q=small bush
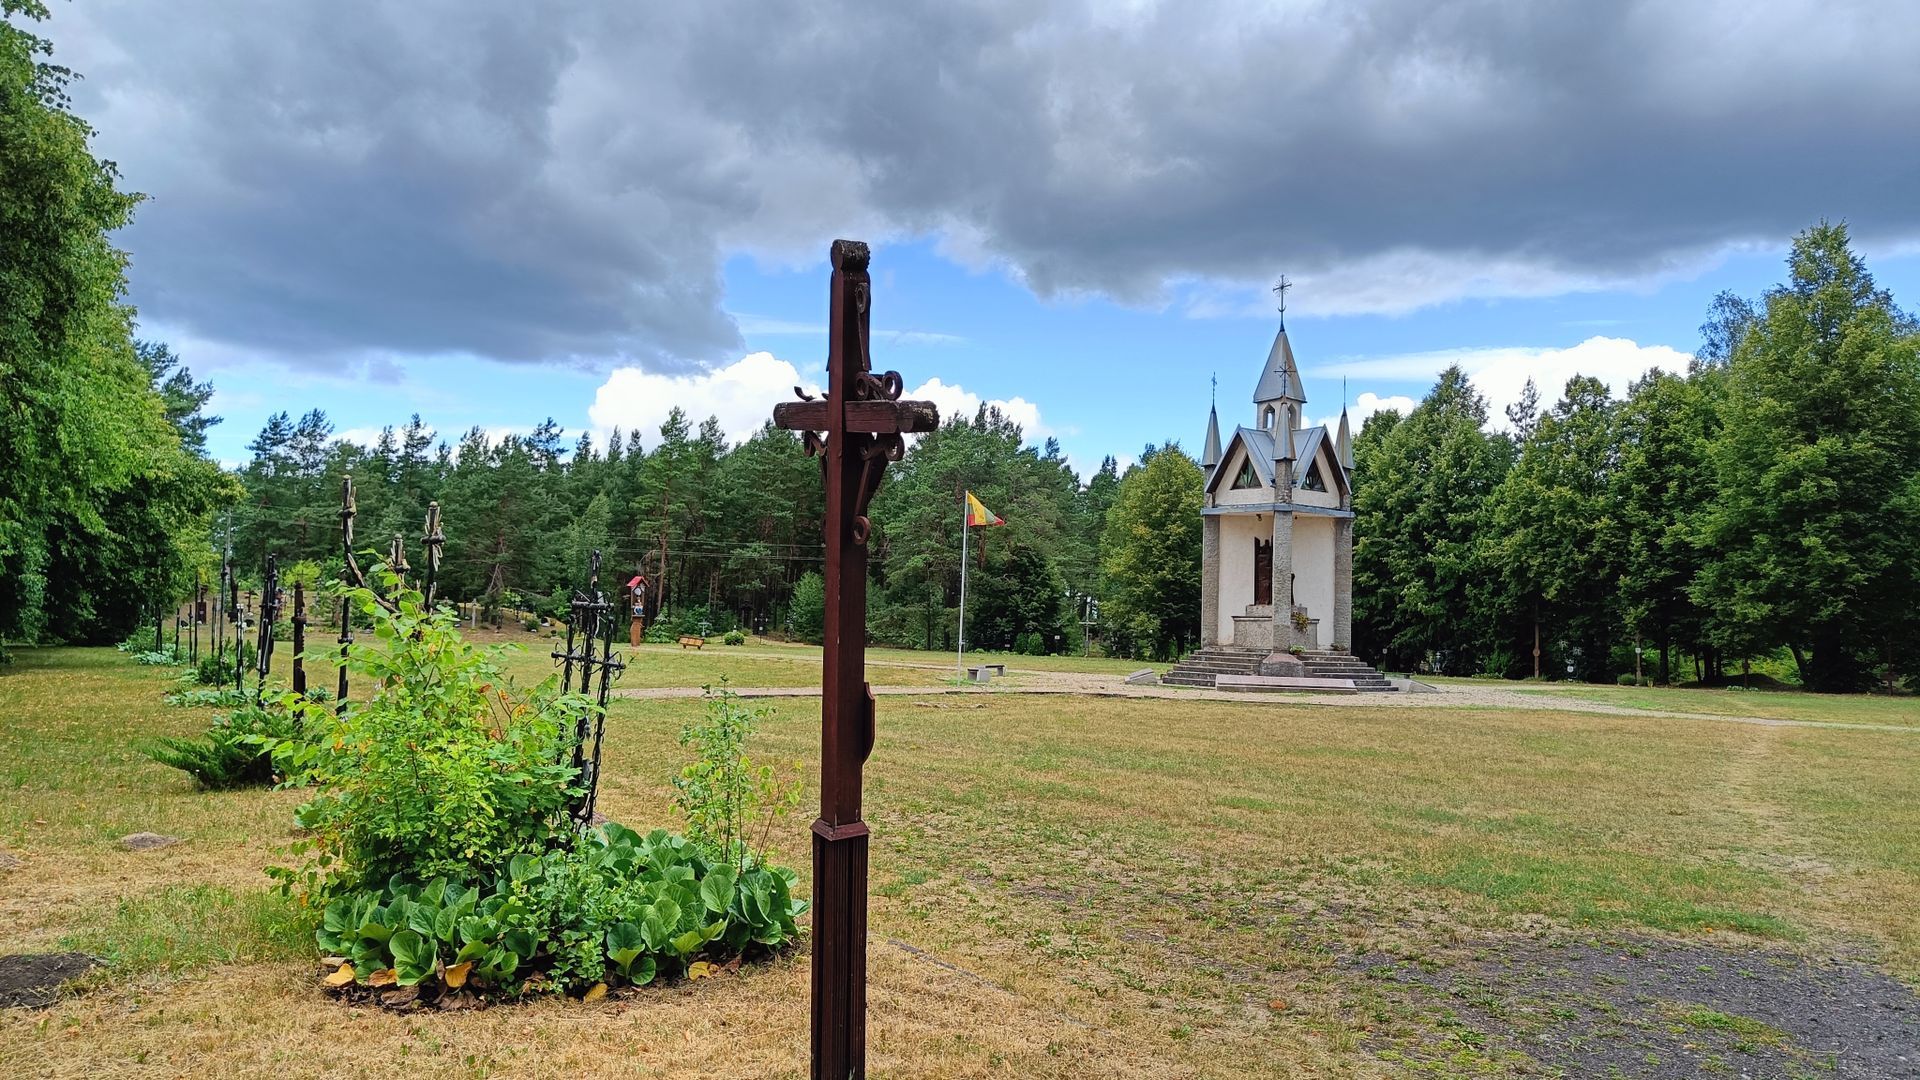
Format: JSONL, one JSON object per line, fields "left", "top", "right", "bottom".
{"left": 673, "top": 682, "right": 802, "bottom": 874}
{"left": 132, "top": 646, "right": 184, "bottom": 666}
{"left": 723, "top": 629, "right": 746, "bottom": 646}
{"left": 522, "top": 616, "right": 542, "bottom": 633}
{"left": 264, "top": 580, "right": 591, "bottom": 900}
{"left": 643, "top": 624, "right": 676, "bottom": 644}
{"left": 192, "top": 644, "right": 256, "bottom": 686}
{"left": 144, "top": 704, "right": 296, "bottom": 789}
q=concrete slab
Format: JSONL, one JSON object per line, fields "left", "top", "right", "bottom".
{"left": 1215, "top": 674, "right": 1359, "bottom": 694}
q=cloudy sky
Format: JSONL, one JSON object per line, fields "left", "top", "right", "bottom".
{"left": 40, "top": 0, "right": 1920, "bottom": 471}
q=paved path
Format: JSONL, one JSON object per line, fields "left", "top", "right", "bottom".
{"left": 612, "top": 671, "right": 1919, "bottom": 734}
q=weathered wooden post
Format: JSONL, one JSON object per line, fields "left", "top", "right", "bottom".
{"left": 291, "top": 580, "right": 307, "bottom": 697}
{"left": 230, "top": 576, "right": 244, "bottom": 694}
{"left": 773, "top": 240, "right": 939, "bottom": 1080}
{"left": 421, "top": 502, "right": 444, "bottom": 608}
{"left": 190, "top": 573, "right": 201, "bottom": 663}
{"left": 254, "top": 555, "right": 280, "bottom": 703}
{"left": 337, "top": 476, "right": 356, "bottom": 713}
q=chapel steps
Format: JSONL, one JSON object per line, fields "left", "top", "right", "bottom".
{"left": 1162, "top": 646, "right": 1398, "bottom": 692}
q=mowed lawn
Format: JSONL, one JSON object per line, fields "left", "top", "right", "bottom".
{"left": 467, "top": 629, "right": 1142, "bottom": 690}
{"left": 3, "top": 647, "right": 1917, "bottom": 1078}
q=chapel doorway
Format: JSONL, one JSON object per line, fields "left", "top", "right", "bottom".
{"left": 1253, "top": 538, "right": 1272, "bottom": 606}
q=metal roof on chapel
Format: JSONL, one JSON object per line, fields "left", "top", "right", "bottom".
{"left": 1253, "top": 327, "right": 1307, "bottom": 406}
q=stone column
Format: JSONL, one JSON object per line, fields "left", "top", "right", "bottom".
{"left": 1333, "top": 516, "right": 1353, "bottom": 652}
{"left": 1269, "top": 509, "right": 1295, "bottom": 649}
{"left": 1200, "top": 514, "right": 1221, "bottom": 647}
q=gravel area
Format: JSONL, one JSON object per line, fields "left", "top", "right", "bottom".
{"left": 1349, "top": 934, "right": 1920, "bottom": 1078}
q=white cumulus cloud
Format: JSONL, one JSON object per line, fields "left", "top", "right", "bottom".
{"left": 906, "top": 377, "right": 1049, "bottom": 440}
{"left": 588, "top": 351, "right": 817, "bottom": 449}
{"left": 1317, "top": 336, "right": 1694, "bottom": 430}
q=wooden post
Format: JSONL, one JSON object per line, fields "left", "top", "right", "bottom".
{"left": 772, "top": 240, "right": 938, "bottom": 1080}
{"left": 291, "top": 581, "right": 307, "bottom": 696}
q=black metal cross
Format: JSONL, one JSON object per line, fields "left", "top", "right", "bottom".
{"left": 772, "top": 239, "right": 938, "bottom": 1080}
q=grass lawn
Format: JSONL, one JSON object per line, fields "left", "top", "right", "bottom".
{"left": 1429, "top": 675, "right": 1920, "bottom": 728}
{"left": 469, "top": 628, "right": 1150, "bottom": 692}
{"left": 3, "top": 647, "right": 1916, "bottom": 1077}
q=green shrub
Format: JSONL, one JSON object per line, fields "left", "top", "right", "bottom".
{"left": 132, "top": 646, "right": 184, "bottom": 666}
{"left": 192, "top": 644, "right": 255, "bottom": 686}
{"left": 263, "top": 580, "right": 592, "bottom": 901}
{"left": 316, "top": 824, "right": 805, "bottom": 996}
{"left": 163, "top": 686, "right": 252, "bottom": 708}
{"left": 672, "top": 682, "right": 802, "bottom": 874}
{"left": 643, "top": 624, "right": 676, "bottom": 644}
{"left": 723, "top": 629, "right": 746, "bottom": 646}
{"left": 143, "top": 704, "right": 296, "bottom": 789}
{"left": 522, "top": 616, "right": 542, "bottom": 633}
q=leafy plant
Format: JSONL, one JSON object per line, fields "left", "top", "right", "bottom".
{"left": 671, "top": 682, "right": 803, "bottom": 874}
{"left": 192, "top": 645, "right": 254, "bottom": 686}
{"left": 314, "top": 823, "right": 804, "bottom": 997}
{"left": 164, "top": 686, "right": 252, "bottom": 708}
{"left": 262, "top": 577, "right": 593, "bottom": 901}
{"left": 143, "top": 704, "right": 295, "bottom": 789}
{"left": 723, "top": 629, "right": 746, "bottom": 646}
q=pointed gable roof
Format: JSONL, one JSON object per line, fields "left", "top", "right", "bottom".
{"left": 1203, "top": 424, "right": 1351, "bottom": 503}
{"left": 1253, "top": 327, "right": 1307, "bottom": 407}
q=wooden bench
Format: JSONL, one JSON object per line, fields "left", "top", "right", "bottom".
{"left": 678, "top": 635, "right": 705, "bottom": 650}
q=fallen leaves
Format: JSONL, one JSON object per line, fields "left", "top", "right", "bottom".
{"left": 323, "top": 964, "right": 356, "bottom": 988}
{"left": 366, "top": 968, "right": 398, "bottom": 988}
{"left": 443, "top": 961, "right": 472, "bottom": 989}
{"left": 685, "top": 961, "right": 717, "bottom": 981}
{"left": 581, "top": 983, "right": 608, "bottom": 1003}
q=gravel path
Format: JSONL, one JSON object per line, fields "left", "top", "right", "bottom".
{"left": 613, "top": 673, "right": 1920, "bottom": 734}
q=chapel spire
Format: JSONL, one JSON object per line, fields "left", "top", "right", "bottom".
{"left": 1253, "top": 279, "right": 1306, "bottom": 427}
{"left": 1202, "top": 374, "right": 1222, "bottom": 470}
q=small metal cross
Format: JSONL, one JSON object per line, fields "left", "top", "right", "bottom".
{"left": 1272, "top": 275, "right": 1291, "bottom": 328}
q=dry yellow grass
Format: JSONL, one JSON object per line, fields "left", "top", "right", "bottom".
{"left": 4, "top": 646, "right": 1917, "bottom": 1077}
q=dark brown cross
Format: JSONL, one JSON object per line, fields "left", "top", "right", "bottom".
{"left": 772, "top": 239, "right": 937, "bottom": 1080}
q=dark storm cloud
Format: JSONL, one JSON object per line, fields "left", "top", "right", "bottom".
{"left": 50, "top": 0, "right": 1920, "bottom": 367}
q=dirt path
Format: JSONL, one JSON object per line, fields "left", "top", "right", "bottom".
{"left": 614, "top": 673, "right": 1920, "bottom": 734}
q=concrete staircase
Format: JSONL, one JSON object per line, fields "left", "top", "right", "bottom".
{"left": 1161, "top": 645, "right": 1267, "bottom": 687}
{"left": 1162, "top": 646, "right": 1398, "bottom": 692}
{"left": 1296, "top": 650, "right": 1397, "bottom": 692}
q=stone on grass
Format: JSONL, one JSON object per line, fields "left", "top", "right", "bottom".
{"left": 0, "top": 952, "right": 102, "bottom": 1008}
{"left": 119, "top": 832, "right": 182, "bottom": 851}
{"left": 1124, "top": 669, "right": 1157, "bottom": 685}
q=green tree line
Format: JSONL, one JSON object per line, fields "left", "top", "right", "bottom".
{"left": 222, "top": 398, "right": 1200, "bottom": 659}
{"left": 1352, "top": 224, "right": 1920, "bottom": 692}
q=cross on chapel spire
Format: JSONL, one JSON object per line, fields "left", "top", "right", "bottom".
{"left": 1272, "top": 275, "right": 1291, "bottom": 330}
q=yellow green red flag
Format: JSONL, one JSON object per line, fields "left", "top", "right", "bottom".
{"left": 964, "top": 491, "right": 1004, "bottom": 527}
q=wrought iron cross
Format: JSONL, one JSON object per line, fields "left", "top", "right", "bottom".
{"left": 772, "top": 240, "right": 938, "bottom": 1080}
{"left": 1273, "top": 274, "right": 1291, "bottom": 329}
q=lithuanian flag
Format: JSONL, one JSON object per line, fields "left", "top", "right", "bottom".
{"left": 964, "top": 491, "right": 1004, "bottom": 527}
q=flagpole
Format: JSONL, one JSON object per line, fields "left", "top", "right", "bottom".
{"left": 956, "top": 494, "right": 969, "bottom": 678}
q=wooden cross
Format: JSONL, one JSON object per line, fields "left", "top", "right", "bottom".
{"left": 772, "top": 239, "right": 938, "bottom": 1080}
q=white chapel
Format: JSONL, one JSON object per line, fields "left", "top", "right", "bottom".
{"left": 1197, "top": 319, "right": 1355, "bottom": 656}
